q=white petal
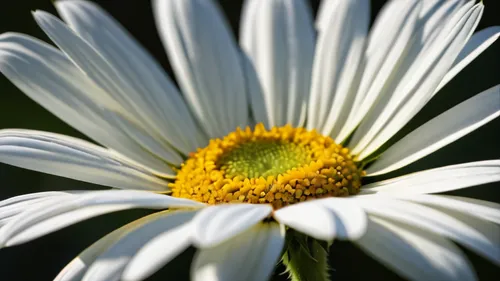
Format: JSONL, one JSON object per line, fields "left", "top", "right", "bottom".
{"left": 0, "top": 130, "right": 172, "bottom": 190}
{"left": 0, "top": 191, "right": 71, "bottom": 209}
{"left": 355, "top": 196, "right": 500, "bottom": 265}
{"left": 444, "top": 195, "right": 500, "bottom": 210}
{"left": 55, "top": 220, "right": 131, "bottom": 281}
{"left": 239, "top": 0, "right": 270, "bottom": 128}
{"left": 154, "top": 0, "right": 249, "bottom": 137}
{"left": 191, "top": 223, "right": 284, "bottom": 281}
{"left": 394, "top": 194, "right": 500, "bottom": 225}
{"left": 55, "top": 0, "right": 205, "bottom": 153}
{"left": 102, "top": 111, "right": 183, "bottom": 166}
{"left": 424, "top": 205, "right": 500, "bottom": 265}
{"left": 31, "top": 11, "right": 186, "bottom": 166}
{"left": 356, "top": 217, "right": 476, "bottom": 281}
{"left": 308, "top": 0, "right": 369, "bottom": 138}
{"left": 437, "top": 26, "right": 500, "bottom": 91}
{"left": 273, "top": 198, "right": 367, "bottom": 241}
{"left": 317, "top": 197, "right": 368, "bottom": 240}
{"left": 315, "top": 0, "right": 336, "bottom": 31}
{"left": 0, "top": 33, "right": 178, "bottom": 172}
{"left": 83, "top": 211, "right": 195, "bottom": 281}
{"left": 241, "top": 0, "right": 315, "bottom": 127}
{"left": 418, "top": 0, "right": 466, "bottom": 44}
{"left": 122, "top": 216, "right": 195, "bottom": 281}
{"left": 273, "top": 201, "right": 336, "bottom": 241}
{"left": 354, "top": 3, "right": 484, "bottom": 159}
{"left": 191, "top": 204, "right": 272, "bottom": 247}
{"left": 340, "top": 1, "right": 466, "bottom": 142}
{"left": 241, "top": 53, "right": 269, "bottom": 128}
{"left": 0, "top": 190, "right": 202, "bottom": 247}
{"left": 336, "top": 0, "right": 422, "bottom": 141}
{"left": 367, "top": 85, "right": 500, "bottom": 175}
{"left": 0, "top": 192, "right": 76, "bottom": 227}
{"left": 363, "top": 160, "right": 500, "bottom": 194}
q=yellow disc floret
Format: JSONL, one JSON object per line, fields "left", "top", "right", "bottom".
{"left": 170, "top": 124, "right": 364, "bottom": 209}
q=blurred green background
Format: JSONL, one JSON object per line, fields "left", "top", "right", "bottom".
{"left": 0, "top": 0, "right": 499, "bottom": 280}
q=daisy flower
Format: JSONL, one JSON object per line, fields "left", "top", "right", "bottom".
{"left": 0, "top": 0, "right": 499, "bottom": 280}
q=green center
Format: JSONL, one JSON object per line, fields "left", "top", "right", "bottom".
{"left": 217, "top": 141, "right": 310, "bottom": 178}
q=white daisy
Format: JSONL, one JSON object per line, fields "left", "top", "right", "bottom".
{"left": 0, "top": 0, "right": 499, "bottom": 281}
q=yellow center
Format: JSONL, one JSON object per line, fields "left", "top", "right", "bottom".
{"left": 170, "top": 124, "right": 364, "bottom": 209}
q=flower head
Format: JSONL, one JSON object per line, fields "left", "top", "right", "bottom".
{"left": 172, "top": 124, "right": 364, "bottom": 208}
{"left": 0, "top": 0, "right": 499, "bottom": 281}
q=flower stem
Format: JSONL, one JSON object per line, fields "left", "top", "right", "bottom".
{"left": 281, "top": 230, "right": 330, "bottom": 281}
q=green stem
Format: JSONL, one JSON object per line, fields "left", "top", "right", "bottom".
{"left": 281, "top": 230, "right": 330, "bottom": 281}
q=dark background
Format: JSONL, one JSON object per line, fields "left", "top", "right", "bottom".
{"left": 0, "top": 0, "right": 499, "bottom": 280}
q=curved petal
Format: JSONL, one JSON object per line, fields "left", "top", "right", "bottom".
{"left": 336, "top": 0, "right": 422, "bottom": 141}
{"left": 340, "top": 0, "right": 466, "bottom": 141}
{"left": 191, "top": 204, "right": 272, "bottom": 247}
{"left": 366, "top": 85, "right": 500, "bottom": 175}
{"left": 437, "top": 26, "right": 500, "bottom": 91}
{"left": 0, "top": 192, "right": 75, "bottom": 227}
{"left": 423, "top": 205, "right": 500, "bottom": 266}
{"left": 273, "top": 198, "right": 367, "bottom": 241}
{"left": 241, "top": 0, "right": 315, "bottom": 127}
{"left": 0, "top": 191, "right": 71, "bottom": 209}
{"left": 83, "top": 211, "right": 196, "bottom": 281}
{"left": 0, "top": 130, "right": 172, "bottom": 190}
{"left": 33, "top": 10, "right": 188, "bottom": 165}
{"left": 351, "top": 2, "right": 484, "bottom": 158}
{"left": 356, "top": 217, "right": 476, "bottom": 281}
{"left": 122, "top": 213, "right": 195, "bottom": 281}
{"left": 0, "top": 33, "right": 179, "bottom": 172}
{"left": 55, "top": 0, "right": 205, "bottom": 153}
{"left": 418, "top": 0, "right": 466, "bottom": 42}
{"left": 239, "top": 1, "right": 268, "bottom": 128}
{"left": 273, "top": 201, "right": 335, "bottom": 241}
{"left": 363, "top": 160, "right": 500, "bottom": 194}
{"left": 308, "top": 0, "right": 369, "bottom": 138}
{"left": 315, "top": 0, "right": 335, "bottom": 31}
{"left": 317, "top": 197, "right": 368, "bottom": 240}
{"left": 442, "top": 196, "right": 500, "bottom": 211}
{"left": 55, "top": 219, "right": 131, "bottom": 281}
{"left": 32, "top": 11, "right": 188, "bottom": 166}
{"left": 102, "top": 111, "right": 184, "bottom": 167}
{"left": 394, "top": 194, "right": 500, "bottom": 225}
{"left": 355, "top": 196, "right": 500, "bottom": 265}
{"left": 154, "top": 0, "right": 249, "bottom": 137}
{"left": 191, "top": 223, "right": 284, "bottom": 281}
{"left": 0, "top": 190, "right": 202, "bottom": 247}
{"left": 241, "top": 53, "right": 268, "bottom": 128}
